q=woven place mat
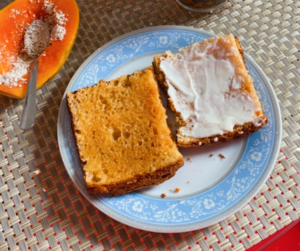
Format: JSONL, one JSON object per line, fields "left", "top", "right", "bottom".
{"left": 0, "top": 0, "right": 300, "bottom": 250}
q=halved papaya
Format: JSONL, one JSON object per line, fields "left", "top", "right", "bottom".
{"left": 0, "top": 0, "right": 79, "bottom": 98}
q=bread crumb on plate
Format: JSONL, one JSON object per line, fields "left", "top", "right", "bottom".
{"left": 219, "top": 154, "right": 225, "bottom": 159}
{"left": 161, "top": 193, "right": 166, "bottom": 198}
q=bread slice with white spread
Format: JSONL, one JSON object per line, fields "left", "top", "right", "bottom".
{"left": 153, "top": 35, "right": 268, "bottom": 147}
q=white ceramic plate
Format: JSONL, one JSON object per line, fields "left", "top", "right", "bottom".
{"left": 58, "top": 26, "right": 281, "bottom": 233}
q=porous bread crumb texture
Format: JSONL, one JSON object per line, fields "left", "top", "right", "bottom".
{"left": 67, "top": 68, "right": 184, "bottom": 196}
{"left": 152, "top": 35, "right": 268, "bottom": 147}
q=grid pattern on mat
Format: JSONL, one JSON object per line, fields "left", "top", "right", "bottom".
{"left": 0, "top": 0, "right": 300, "bottom": 250}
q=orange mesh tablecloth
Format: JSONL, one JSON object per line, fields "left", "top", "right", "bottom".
{"left": 0, "top": 0, "right": 300, "bottom": 250}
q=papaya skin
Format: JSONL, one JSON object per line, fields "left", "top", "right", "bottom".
{"left": 0, "top": 0, "right": 79, "bottom": 98}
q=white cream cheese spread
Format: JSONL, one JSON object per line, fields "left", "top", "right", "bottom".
{"left": 159, "top": 36, "right": 260, "bottom": 138}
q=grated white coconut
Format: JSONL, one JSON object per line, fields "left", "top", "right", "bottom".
{"left": 0, "top": 56, "right": 32, "bottom": 87}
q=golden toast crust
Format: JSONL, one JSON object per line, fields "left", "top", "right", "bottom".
{"left": 67, "top": 68, "right": 184, "bottom": 195}
{"left": 86, "top": 159, "right": 184, "bottom": 195}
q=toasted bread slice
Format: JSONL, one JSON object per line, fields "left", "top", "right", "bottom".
{"left": 66, "top": 67, "right": 184, "bottom": 196}
{"left": 153, "top": 35, "right": 268, "bottom": 147}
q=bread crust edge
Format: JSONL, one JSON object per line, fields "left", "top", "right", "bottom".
{"left": 86, "top": 158, "right": 184, "bottom": 196}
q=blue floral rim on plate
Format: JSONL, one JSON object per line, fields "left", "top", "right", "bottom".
{"left": 58, "top": 26, "right": 281, "bottom": 232}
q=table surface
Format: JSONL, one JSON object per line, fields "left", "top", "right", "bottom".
{"left": 248, "top": 219, "right": 300, "bottom": 251}
{"left": 0, "top": 0, "right": 300, "bottom": 251}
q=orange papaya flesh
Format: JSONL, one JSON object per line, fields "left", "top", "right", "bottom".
{"left": 0, "top": 0, "right": 79, "bottom": 98}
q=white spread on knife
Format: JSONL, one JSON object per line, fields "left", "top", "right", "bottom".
{"left": 159, "top": 35, "right": 260, "bottom": 138}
